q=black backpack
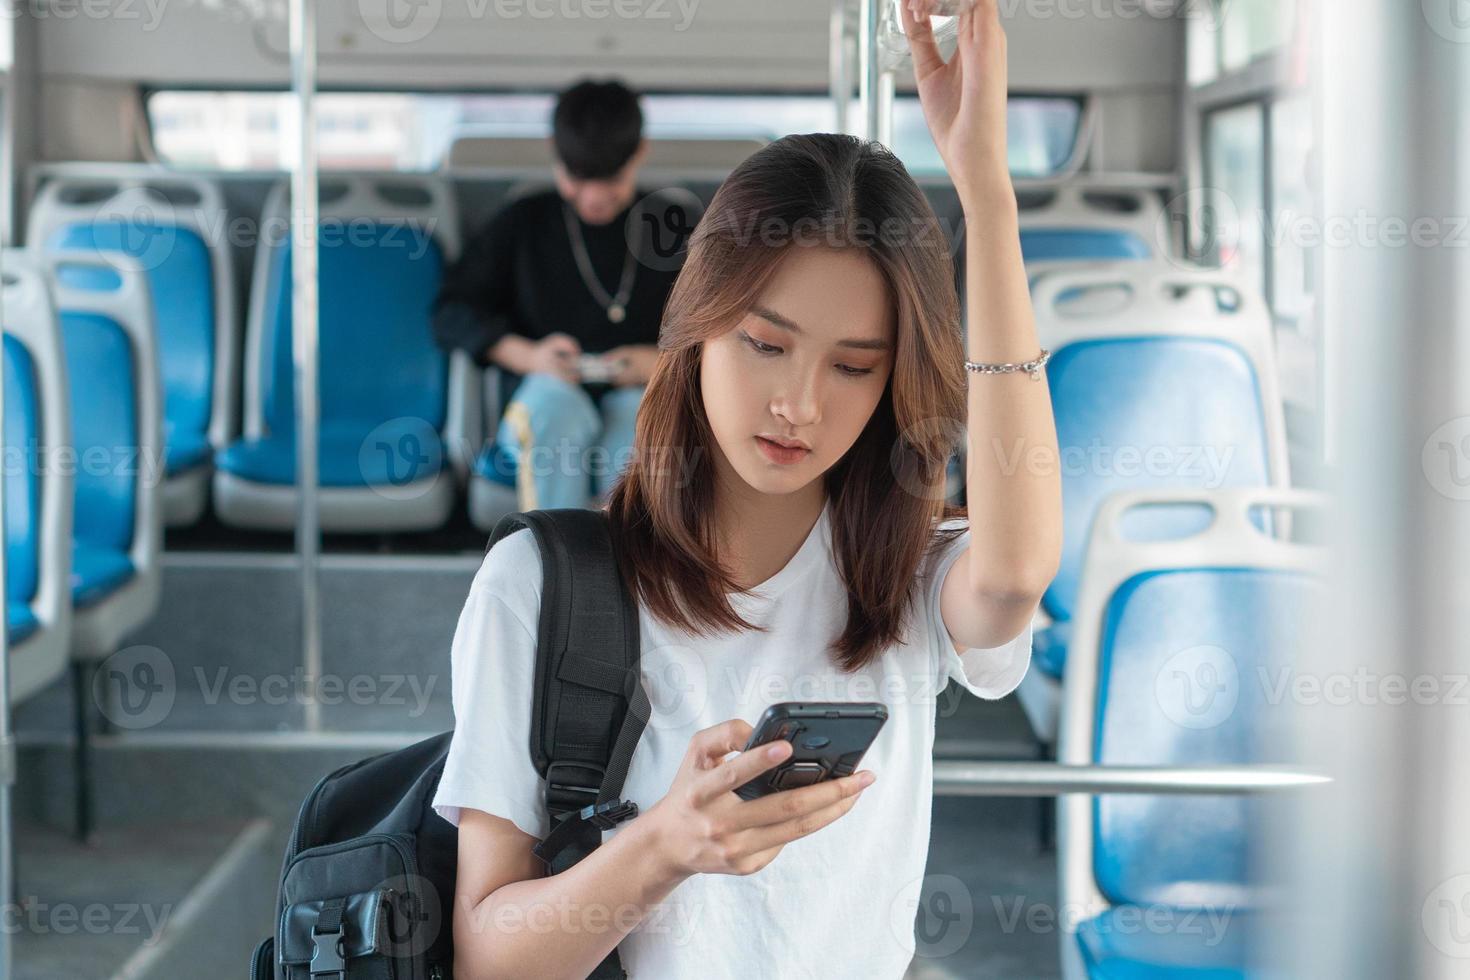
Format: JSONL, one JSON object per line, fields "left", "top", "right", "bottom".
{"left": 250, "top": 509, "right": 650, "bottom": 980}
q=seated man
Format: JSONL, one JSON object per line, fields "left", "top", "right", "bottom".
{"left": 432, "top": 78, "right": 695, "bottom": 509}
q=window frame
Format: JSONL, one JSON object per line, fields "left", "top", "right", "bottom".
{"left": 1201, "top": 96, "right": 1270, "bottom": 310}
{"left": 1197, "top": 81, "right": 1317, "bottom": 333}
{"left": 1186, "top": 0, "right": 1323, "bottom": 462}
{"left": 1187, "top": 18, "right": 1314, "bottom": 319}
{"left": 1264, "top": 92, "right": 1315, "bottom": 332}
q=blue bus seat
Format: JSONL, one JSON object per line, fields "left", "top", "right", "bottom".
{"left": 1056, "top": 488, "right": 1328, "bottom": 980}
{"left": 6, "top": 337, "right": 42, "bottom": 644}
{"left": 1021, "top": 227, "right": 1152, "bottom": 262}
{"left": 28, "top": 172, "right": 239, "bottom": 527}
{"left": 1015, "top": 266, "right": 1290, "bottom": 747}
{"left": 1, "top": 250, "right": 74, "bottom": 705}
{"left": 1044, "top": 336, "right": 1274, "bottom": 634}
{"left": 45, "top": 251, "right": 163, "bottom": 663}
{"left": 60, "top": 308, "right": 137, "bottom": 609}
{"left": 1017, "top": 182, "right": 1165, "bottom": 264}
{"left": 1075, "top": 908, "right": 1265, "bottom": 979}
{"left": 214, "top": 176, "right": 475, "bottom": 533}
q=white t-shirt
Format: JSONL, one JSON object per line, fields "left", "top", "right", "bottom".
{"left": 432, "top": 500, "right": 1032, "bottom": 979}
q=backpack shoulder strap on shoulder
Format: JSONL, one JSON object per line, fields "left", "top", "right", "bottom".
{"left": 486, "top": 508, "right": 647, "bottom": 831}
{"left": 487, "top": 508, "right": 646, "bottom": 980}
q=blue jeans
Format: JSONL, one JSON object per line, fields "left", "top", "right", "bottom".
{"left": 496, "top": 372, "right": 644, "bottom": 509}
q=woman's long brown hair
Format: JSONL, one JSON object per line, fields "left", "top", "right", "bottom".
{"left": 607, "top": 133, "right": 968, "bottom": 672}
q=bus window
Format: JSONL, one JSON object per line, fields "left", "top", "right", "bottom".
{"left": 1270, "top": 94, "right": 1315, "bottom": 328}
{"left": 1205, "top": 100, "right": 1267, "bottom": 298}
{"left": 1187, "top": 2, "right": 1221, "bottom": 87}
{"left": 1189, "top": 0, "right": 1299, "bottom": 84}
{"left": 1222, "top": 0, "right": 1297, "bottom": 72}
{"left": 892, "top": 94, "right": 1082, "bottom": 178}
{"left": 147, "top": 89, "right": 1081, "bottom": 179}
{"left": 147, "top": 91, "right": 838, "bottom": 171}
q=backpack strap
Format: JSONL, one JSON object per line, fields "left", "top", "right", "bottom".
{"left": 486, "top": 509, "right": 648, "bottom": 980}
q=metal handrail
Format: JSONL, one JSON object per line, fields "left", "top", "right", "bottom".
{"left": 289, "top": 0, "right": 322, "bottom": 732}
{"left": 933, "top": 761, "right": 1331, "bottom": 797}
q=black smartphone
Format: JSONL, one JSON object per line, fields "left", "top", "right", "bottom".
{"left": 734, "top": 702, "right": 888, "bottom": 801}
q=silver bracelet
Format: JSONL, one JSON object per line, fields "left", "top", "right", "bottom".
{"left": 964, "top": 348, "right": 1051, "bottom": 381}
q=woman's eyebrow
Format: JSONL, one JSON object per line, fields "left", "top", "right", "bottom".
{"left": 751, "top": 305, "right": 893, "bottom": 351}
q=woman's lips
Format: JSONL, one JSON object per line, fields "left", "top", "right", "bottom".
{"left": 755, "top": 436, "right": 811, "bottom": 465}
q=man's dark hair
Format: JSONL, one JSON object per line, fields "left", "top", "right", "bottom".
{"left": 552, "top": 79, "right": 644, "bottom": 180}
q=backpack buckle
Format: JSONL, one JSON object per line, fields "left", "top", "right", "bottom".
{"left": 310, "top": 929, "right": 346, "bottom": 978}
{"left": 578, "top": 798, "right": 640, "bottom": 831}
{"left": 533, "top": 798, "right": 641, "bottom": 868}
{"left": 545, "top": 761, "right": 604, "bottom": 812}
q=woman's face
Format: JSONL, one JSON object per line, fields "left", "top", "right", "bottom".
{"left": 700, "top": 246, "right": 896, "bottom": 498}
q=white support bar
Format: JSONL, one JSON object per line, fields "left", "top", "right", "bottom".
{"left": 288, "top": 0, "right": 322, "bottom": 732}
{"left": 859, "top": 0, "right": 894, "bottom": 144}
{"left": 933, "top": 762, "right": 1332, "bottom": 797}
{"left": 830, "top": 0, "right": 851, "bottom": 136}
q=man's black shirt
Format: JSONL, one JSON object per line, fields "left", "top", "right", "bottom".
{"left": 431, "top": 189, "right": 696, "bottom": 373}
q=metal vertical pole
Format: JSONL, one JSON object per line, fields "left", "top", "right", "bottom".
{"left": 859, "top": 0, "right": 895, "bottom": 146}
{"left": 830, "top": 0, "right": 851, "bottom": 135}
{"left": 859, "top": 0, "right": 877, "bottom": 141}
{"left": 0, "top": 251, "right": 15, "bottom": 980}
{"left": 875, "top": 67, "right": 895, "bottom": 148}
{"left": 288, "top": 0, "right": 321, "bottom": 732}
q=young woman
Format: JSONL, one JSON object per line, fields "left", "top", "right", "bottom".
{"left": 433, "top": 2, "right": 1062, "bottom": 976}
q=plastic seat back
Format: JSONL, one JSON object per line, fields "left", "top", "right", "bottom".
{"left": 4, "top": 334, "right": 41, "bottom": 614}
{"left": 1056, "top": 489, "right": 1328, "bottom": 962}
{"left": 1034, "top": 266, "right": 1290, "bottom": 625}
{"left": 259, "top": 228, "right": 447, "bottom": 442}
{"left": 242, "top": 176, "right": 473, "bottom": 472}
{"left": 56, "top": 276, "right": 138, "bottom": 553}
{"left": 1021, "top": 227, "right": 1152, "bottom": 262}
{"left": 1, "top": 249, "right": 75, "bottom": 701}
{"left": 28, "top": 171, "right": 238, "bottom": 461}
{"left": 46, "top": 251, "right": 161, "bottom": 583}
{"left": 1092, "top": 565, "right": 1322, "bottom": 907}
{"left": 1018, "top": 181, "right": 1166, "bottom": 263}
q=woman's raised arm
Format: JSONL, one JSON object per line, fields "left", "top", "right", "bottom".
{"left": 904, "top": 0, "right": 1063, "bottom": 649}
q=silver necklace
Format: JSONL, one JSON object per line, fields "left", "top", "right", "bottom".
{"left": 563, "top": 202, "right": 638, "bottom": 324}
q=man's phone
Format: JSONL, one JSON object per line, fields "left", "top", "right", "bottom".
{"left": 735, "top": 702, "right": 888, "bottom": 801}
{"left": 578, "top": 353, "right": 627, "bottom": 383}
